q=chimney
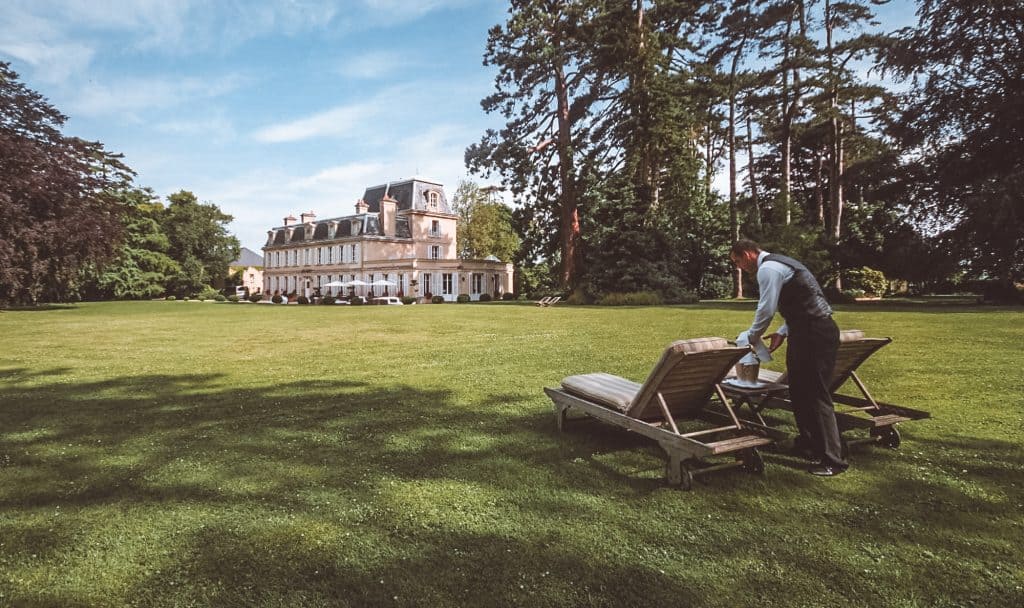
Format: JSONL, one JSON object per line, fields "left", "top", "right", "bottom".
{"left": 355, "top": 198, "right": 369, "bottom": 214}
{"left": 283, "top": 214, "right": 297, "bottom": 227}
{"left": 380, "top": 194, "right": 397, "bottom": 237}
{"left": 300, "top": 210, "right": 316, "bottom": 224}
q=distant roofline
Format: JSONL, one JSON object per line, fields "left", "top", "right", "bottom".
{"left": 365, "top": 176, "right": 444, "bottom": 190}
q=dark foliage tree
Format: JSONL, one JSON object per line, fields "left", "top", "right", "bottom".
{"left": 0, "top": 62, "right": 132, "bottom": 305}
{"left": 882, "top": 0, "right": 1024, "bottom": 287}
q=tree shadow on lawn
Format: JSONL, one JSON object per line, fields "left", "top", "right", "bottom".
{"left": 2, "top": 371, "right": 1023, "bottom": 606}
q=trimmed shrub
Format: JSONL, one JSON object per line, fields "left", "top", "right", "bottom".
{"left": 214, "top": 294, "right": 227, "bottom": 302}
{"left": 670, "top": 291, "right": 699, "bottom": 304}
{"left": 183, "top": 297, "right": 190, "bottom": 301}
{"left": 829, "top": 290, "right": 857, "bottom": 304}
{"left": 321, "top": 296, "right": 336, "bottom": 305}
{"left": 350, "top": 296, "right": 365, "bottom": 305}
{"left": 565, "top": 291, "right": 590, "bottom": 305}
{"left": 431, "top": 295, "right": 445, "bottom": 304}
{"left": 424, "top": 292, "right": 433, "bottom": 300}
{"left": 197, "top": 286, "right": 220, "bottom": 301}
{"left": 227, "top": 295, "right": 239, "bottom": 302}
{"left": 401, "top": 296, "right": 417, "bottom": 305}
{"left": 597, "top": 291, "right": 663, "bottom": 306}
{"left": 456, "top": 293, "right": 471, "bottom": 303}
{"left": 979, "top": 280, "right": 1023, "bottom": 304}
{"left": 271, "top": 294, "right": 283, "bottom": 304}
{"left": 844, "top": 267, "right": 887, "bottom": 297}
{"left": 296, "top": 295, "right": 310, "bottom": 305}
{"left": 249, "top": 293, "right": 263, "bottom": 303}
{"left": 478, "top": 293, "right": 492, "bottom": 302}
{"left": 502, "top": 292, "right": 516, "bottom": 301}
{"left": 165, "top": 296, "right": 176, "bottom": 301}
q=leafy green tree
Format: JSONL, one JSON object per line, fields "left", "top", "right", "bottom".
{"left": 882, "top": 0, "right": 1024, "bottom": 286}
{"left": 0, "top": 62, "right": 132, "bottom": 305}
{"left": 160, "top": 190, "right": 240, "bottom": 297}
{"left": 451, "top": 180, "right": 521, "bottom": 262}
{"left": 91, "top": 188, "right": 180, "bottom": 299}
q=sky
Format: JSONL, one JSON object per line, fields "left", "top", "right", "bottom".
{"left": 1, "top": 0, "right": 919, "bottom": 255}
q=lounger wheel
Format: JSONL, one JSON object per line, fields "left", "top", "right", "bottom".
{"left": 665, "top": 460, "right": 694, "bottom": 490}
{"left": 871, "top": 426, "right": 901, "bottom": 449}
{"left": 740, "top": 448, "right": 764, "bottom": 475}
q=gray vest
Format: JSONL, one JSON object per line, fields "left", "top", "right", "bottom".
{"left": 763, "top": 253, "right": 833, "bottom": 322}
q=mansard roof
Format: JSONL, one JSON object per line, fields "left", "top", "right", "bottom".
{"left": 362, "top": 177, "right": 453, "bottom": 214}
{"left": 267, "top": 212, "right": 412, "bottom": 247}
{"left": 265, "top": 178, "right": 439, "bottom": 247}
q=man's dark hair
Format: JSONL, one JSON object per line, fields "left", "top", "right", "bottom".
{"left": 730, "top": 239, "right": 762, "bottom": 257}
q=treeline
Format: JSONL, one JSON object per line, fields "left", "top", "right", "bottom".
{"left": 468, "top": 0, "right": 1022, "bottom": 302}
{"left": 0, "top": 62, "right": 239, "bottom": 305}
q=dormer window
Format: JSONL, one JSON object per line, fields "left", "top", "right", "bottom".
{"left": 427, "top": 191, "right": 439, "bottom": 209}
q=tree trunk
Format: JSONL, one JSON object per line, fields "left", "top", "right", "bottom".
{"left": 815, "top": 146, "right": 826, "bottom": 227}
{"left": 745, "top": 109, "right": 761, "bottom": 229}
{"left": 554, "top": 58, "right": 579, "bottom": 291}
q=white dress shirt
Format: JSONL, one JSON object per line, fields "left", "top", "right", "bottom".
{"left": 746, "top": 250, "right": 793, "bottom": 343}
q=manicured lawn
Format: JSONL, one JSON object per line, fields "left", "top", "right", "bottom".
{"left": 1, "top": 300, "right": 1021, "bottom": 607}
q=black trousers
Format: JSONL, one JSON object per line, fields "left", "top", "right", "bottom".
{"left": 786, "top": 316, "right": 846, "bottom": 468}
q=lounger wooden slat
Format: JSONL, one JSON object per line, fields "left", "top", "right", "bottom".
{"left": 546, "top": 337, "right": 787, "bottom": 489}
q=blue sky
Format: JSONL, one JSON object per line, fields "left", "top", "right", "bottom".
{"left": 2, "top": 1, "right": 918, "bottom": 254}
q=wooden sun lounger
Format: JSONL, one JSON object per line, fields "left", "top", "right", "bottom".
{"left": 749, "top": 330, "right": 930, "bottom": 451}
{"left": 544, "top": 337, "right": 787, "bottom": 489}
{"left": 536, "top": 296, "right": 552, "bottom": 306}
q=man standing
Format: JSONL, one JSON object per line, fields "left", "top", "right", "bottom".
{"left": 730, "top": 239, "right": 847, "bottom": 476}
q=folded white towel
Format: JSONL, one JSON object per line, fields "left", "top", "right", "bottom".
{"left": 736, "top": 330, "right": 772, "bottom": 364}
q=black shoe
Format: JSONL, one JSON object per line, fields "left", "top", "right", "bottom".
{"left": 808, "top": 463, "right": 847, "bottom": 477}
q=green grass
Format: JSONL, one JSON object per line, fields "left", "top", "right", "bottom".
{"left": 1, "top": 300, "right": 1022, "bottom": 607}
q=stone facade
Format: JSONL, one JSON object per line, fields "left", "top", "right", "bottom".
{"left": 261, "top": 178, "right": 514, "bottom": 301}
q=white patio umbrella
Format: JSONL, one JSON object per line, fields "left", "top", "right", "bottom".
{"left": 345, "top": 279, "right": 369, "bottom": 298}
{"left": 370, "top": 278, "right": 397, "bottom": 297}
{"left": 322, "top": 280, "right": 347, "bottom": 296}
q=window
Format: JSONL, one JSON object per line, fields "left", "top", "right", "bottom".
{"left": 428, "top": 191, "right": 439, "bottom": 209}
{"left": 351, "top": 244, "right": 358, "bottom": 261}
{"left": 442, "top": 274, "right": 454, "bottom": 295}
{"left": 328, "top": 246, "right": 333, "bottom": 264}
{"left": 430, "top": 220, "right": 440, "bottom": 236}
{"left": 430, "top": 245, "right": 440, "bottom": 260}
{"left": 421, "top": 273, "right": 431, "bottom": 295}
{"left": 471, "top": 273, "right": 483, "bottom": 294}
{"left": 317, "top": 247, "right": 323, "bottom": 265}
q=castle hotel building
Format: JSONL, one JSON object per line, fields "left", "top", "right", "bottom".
{"left": 262, "top": 178, "right": 514, "bottom": 301}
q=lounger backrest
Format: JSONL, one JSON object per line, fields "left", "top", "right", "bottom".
{"left": 769, "top": 329, "right": 877, "bottom": 386}
{"left": 828, "top": 336, "right": 891, "bottom": 392}
{"left": 626, "top": 338, "right": 748, "bottom": 420}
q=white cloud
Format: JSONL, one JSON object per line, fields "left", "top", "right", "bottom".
{"left": 68, "top": 73, "right": 249, "bottom": 118}
{"left": 253, "top": 102, "right": 378, "bottom": 143}
{"left": 359, "top": 0, "right": 477, "bottom": 24}
{"left": 252, "top": 85, "right": 416, "bottom": 143}
{"left": 337, "top": 51, "right": 415, "bottom": 80}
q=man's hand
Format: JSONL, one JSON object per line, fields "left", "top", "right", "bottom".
{"left": 767, "top": 332, "right": 786, "bottom": 352}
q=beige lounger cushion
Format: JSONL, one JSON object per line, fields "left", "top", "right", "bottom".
{"left": 560, "top": 337, "right": 736, "bottom": 417}
{"left": 561, "top": 372, "right": 640, "bottom": 413}
{"left": 840, "top": 329, "right": 865, "bottom": 342}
